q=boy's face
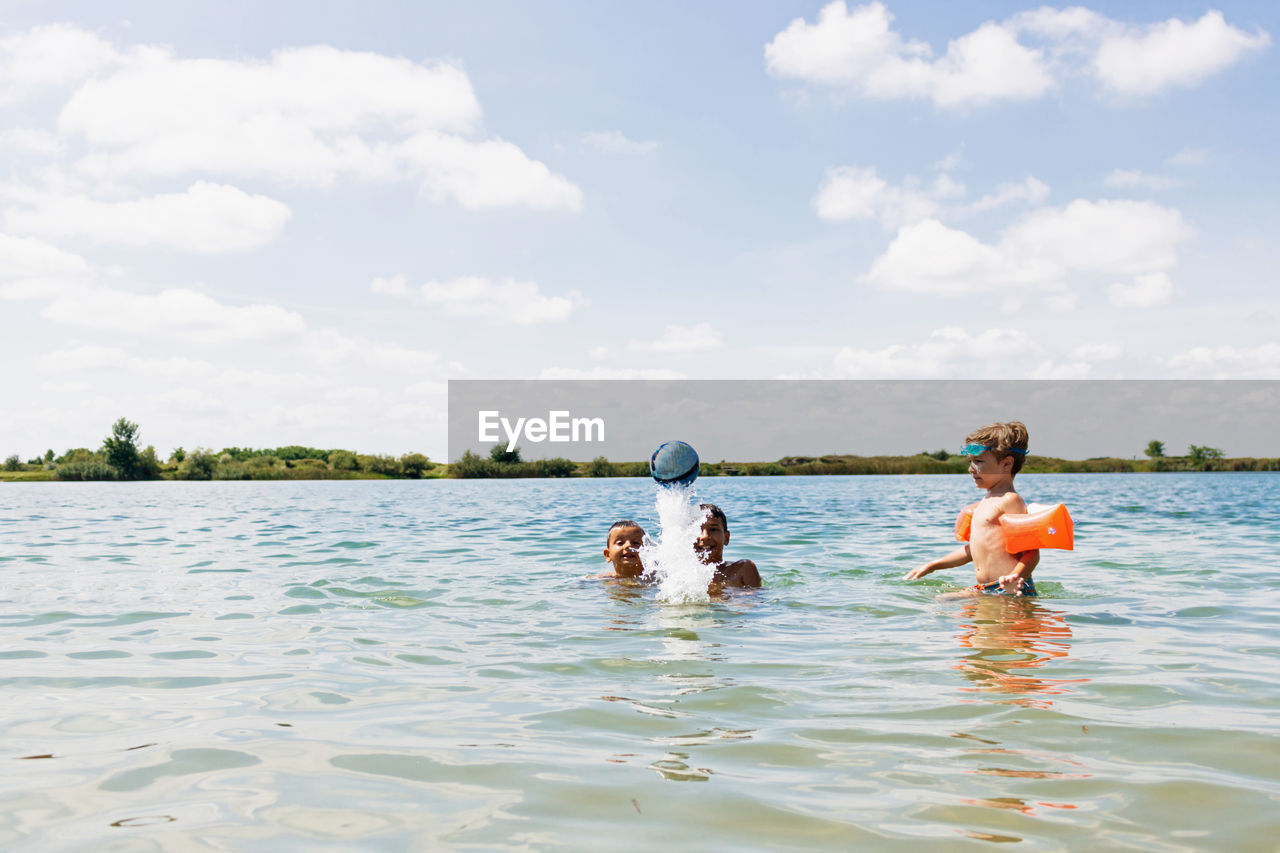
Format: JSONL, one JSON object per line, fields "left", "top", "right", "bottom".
{"left": 604, "top": 526, "right": 645, "bottom": 577}
{"left": 694, "top": 516, "right": 729, "bottom": 564}
{"left": 968, "top": 449, "right": 1013, "bottom": 488}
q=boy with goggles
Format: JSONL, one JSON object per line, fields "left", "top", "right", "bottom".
{"left": 906, "top": 421, "right": 1039, "bottom": 597}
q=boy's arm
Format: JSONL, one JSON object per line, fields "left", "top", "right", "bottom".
{"left": 905, "top": 545, "right": 971, "bottom": 580}
{"left": 998, "top": 549, "right": 1040, "bottom": 594}
{"left": 995, "top": 492, "right": 1037, "bottom": 593}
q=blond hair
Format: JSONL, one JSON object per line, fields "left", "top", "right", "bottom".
{"left": 966, "top": 421, "right": 1029, "bottom": 475}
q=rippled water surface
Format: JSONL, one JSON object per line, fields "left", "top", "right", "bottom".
{"left": 2, "top": 474, "right": 1278, "bottom": 850}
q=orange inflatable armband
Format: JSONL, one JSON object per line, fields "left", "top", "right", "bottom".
{"left": 954, "top": 502, "right": 1074, "bottom": 552}
{"left": 954, "top": 503, "right": 978, "bottom": 542}
{"left": 999, "top": 503, "right": 1074, "bottom": 553}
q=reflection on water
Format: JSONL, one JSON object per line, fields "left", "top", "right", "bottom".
{"left": 951, "top": 594, "right": 1086, "bottom": 707}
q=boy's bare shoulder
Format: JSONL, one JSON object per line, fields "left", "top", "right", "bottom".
{"left": 715, "top": 559, "right": 761, "bottom": 588}
{"left": 996, "top": 491, "right": 1029, "bottom": 514}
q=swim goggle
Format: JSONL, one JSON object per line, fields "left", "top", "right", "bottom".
{"left": 960, "top": 443, "right": 1027, "bottom": 456}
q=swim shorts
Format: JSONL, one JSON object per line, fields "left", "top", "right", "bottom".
{"left": 975, "top": 578, "right": 1037, "bottom": 597}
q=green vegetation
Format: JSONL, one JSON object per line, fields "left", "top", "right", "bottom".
{"left": 5, "top": 426, "right": 1275, "bottom": 483}
{"left": 447, "top": 442, "right": 1278, "bottom": 478}
{"left": 450, "top": 448, "right": 576, "bottom": 478}
{"left": 0, "top": 417, "right": 440, "bottom": 483}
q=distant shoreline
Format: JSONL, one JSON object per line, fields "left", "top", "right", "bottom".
{"left": 8, "top": 452, "right": 1274, "bottom": 483}
{"left": 444, "top": 452, "right": 1279, "bottom": 479}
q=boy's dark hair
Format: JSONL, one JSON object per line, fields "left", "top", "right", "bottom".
{"left": 966, "top": 421, "right": 1030, "bottom": 475}
{"left": 699, "top": 503, "right": 728, "bottom": 529}
{"left": 607, "top": 519, "right": 644, "bottom": 542}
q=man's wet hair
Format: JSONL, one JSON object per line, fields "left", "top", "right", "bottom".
{"left": 607, "top": 519, "right": 645, "bottom": 542}
{"left": 699, "top": 503, "right": 728, "bottom": 530}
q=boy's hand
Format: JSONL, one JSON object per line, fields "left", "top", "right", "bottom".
{"left": 904, "top": 565, "right": 932, "bottom": 580}
{"left": 997, "top": 572, "right": 1026, "bottom": 595}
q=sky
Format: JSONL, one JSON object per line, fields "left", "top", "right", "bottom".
{"left": 1, "top": 1, "right": 1276, "bottom": 460}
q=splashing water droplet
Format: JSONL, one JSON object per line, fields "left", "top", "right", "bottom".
{"left": 640, "top": 483, "right": 715, "bottom": 604}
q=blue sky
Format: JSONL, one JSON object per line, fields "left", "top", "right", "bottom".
{"left": 1, "top": 1, "right": 1276, "bottom": 459}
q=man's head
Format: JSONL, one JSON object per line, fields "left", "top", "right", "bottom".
{"left": 604, "top": 520, "right": 646, "bottom": 577}
{"left": 695, "top": 503, "right": 729, "bottom": 565}
{"left": 961, "top": 421, "right": 1029, "bottom": 484}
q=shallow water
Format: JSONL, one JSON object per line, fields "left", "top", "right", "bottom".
{"left": 1, "top": 474, "right": 1278, "bottom": 850}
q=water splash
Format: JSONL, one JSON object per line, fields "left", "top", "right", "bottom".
{"left": 641, "top": 483, "right": 714, "bottom": 604}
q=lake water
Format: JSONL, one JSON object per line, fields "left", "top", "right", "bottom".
{"left": 2, "top": 474, "right": 1278, "bottom": 850}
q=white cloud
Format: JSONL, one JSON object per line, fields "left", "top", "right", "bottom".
{"left": 864, "top": 219, "right": 1022, "bottom": 294}
{"left": 1165, "top": 344, "right": 1280, "bottom": 379}
{"left": 0, "top": 127, "right": 62, "bottom": 156}
{"left": 766, "top": 4, "right": 1269, "bottom": 107}
{"left": 1069, "top": 342, "right": 1124, "bottom": 362}
{"left": 629, "top": 323, "right": 723, "bottom": 353}
{"left": 0, "top": 232, "right": 93, "bottom": 299}
{"left": 297, "top": 327, "right": 441, "bottom": 374}
{"left": 1167, "top": 147, "right": 1209, "bottom": 167}
{"left": 41, "top": 380, "right": 91, "bottom": 394}
{"left": 373, "top": 274, "right": 583, "bottom": 325}
{"left": 932, "top": 174, "right": 966, "bottom": 200}
{"left": 5, "top": 181, "right": 292, "bottom": 252}
{"left": 0, "top": 23, "right": 120, "bottom": 102}
{"left": 815, "top": 166, "right": 1047, "bottom": 227}
{"left": 1094, "top": 11, "right": 1270, "bottom": 96}
{"left": 399, "top": 132, "right": 584, "bottom": 212}
{"left": 0, "top": 232, "right": 92, "bottom": 281}
{"left": 1029, "top": 360, "right": 1093, "bottom": 379}
{"left": 362, "top": 341, "right": 441, "bottom": 374}
{"left": 768, "top": 0, "right": 1049, "bottom": 106}
{"left": 0, "top": 28, "right": 583, "bottom": 212}
{"left": 61, "top": 43, "right": 479, "bottom": 146}
{"left": 1010, "top": 7, "right": 1111, "bottom": 43}
{"left": 960, "top": 177, "right": 1049, "bottom": 214}
{"left": 369, "top": 274, "right": 413, "bottom": 298}
{"left": 932, "top": 147, "right": 964, "bottom": 171}
{"left": 582, "top": 130, "right": 660, "bottom": 155}
{"left": 766, "top": 2, "right": 1052, "bottom": 108}
{"left": 210, "top": 367, "right": 327, "bottom": 392}
{"left": 1104, "top": 169, "right": 1178, "bottom": 191}
{"left": 1107, "top": 272, "right": 1173, "bottom": 308}
{"left": 43, "top": 286, "right": 308, "bottom": 341}
{"left": 1002, "top": 199, "right": 1187, "bottom": 275}
{"left": 537, "top": 367, "right": 687, "bottom": 379}
{"left": 864, "top": 199, "right": 1189, "bottom": 299}
{"left": 833, "top": 326, "right": 1036, "bottom": 378}
{"left": 40, "top": 344, "right": 214, "bottom": 379}
{"left": 813, "top": 165, "right": 940, "bottom": 228}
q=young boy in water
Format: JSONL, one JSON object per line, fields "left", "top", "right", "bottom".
{"left": 905, "top": 421, "right": 1040, "bottom": 597}
{"left": 599, "top": 519, "right": 647, "bottom": 580}
{"left": 697, "top": 504, "right": 762, "bottom": 591}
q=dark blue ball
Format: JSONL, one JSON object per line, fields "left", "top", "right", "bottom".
{"left": 650, "top": 441, "right": 700, "bottom": 486}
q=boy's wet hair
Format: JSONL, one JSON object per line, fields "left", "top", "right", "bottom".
{"left": 966, "top": 421, "right": 1029, "bottom": 475}
{"left": 698, "top": 503, "right": 728, "bottom": 530}
{"left": 607, "top": 519, "right": 644, "bottom": 542}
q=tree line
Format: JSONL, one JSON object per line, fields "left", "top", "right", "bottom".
{"left": 5, "top": 425, "right": 1274, "bottom": 481}
{"left": 2, "top": 418, "right": 437, "bottom": 481}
